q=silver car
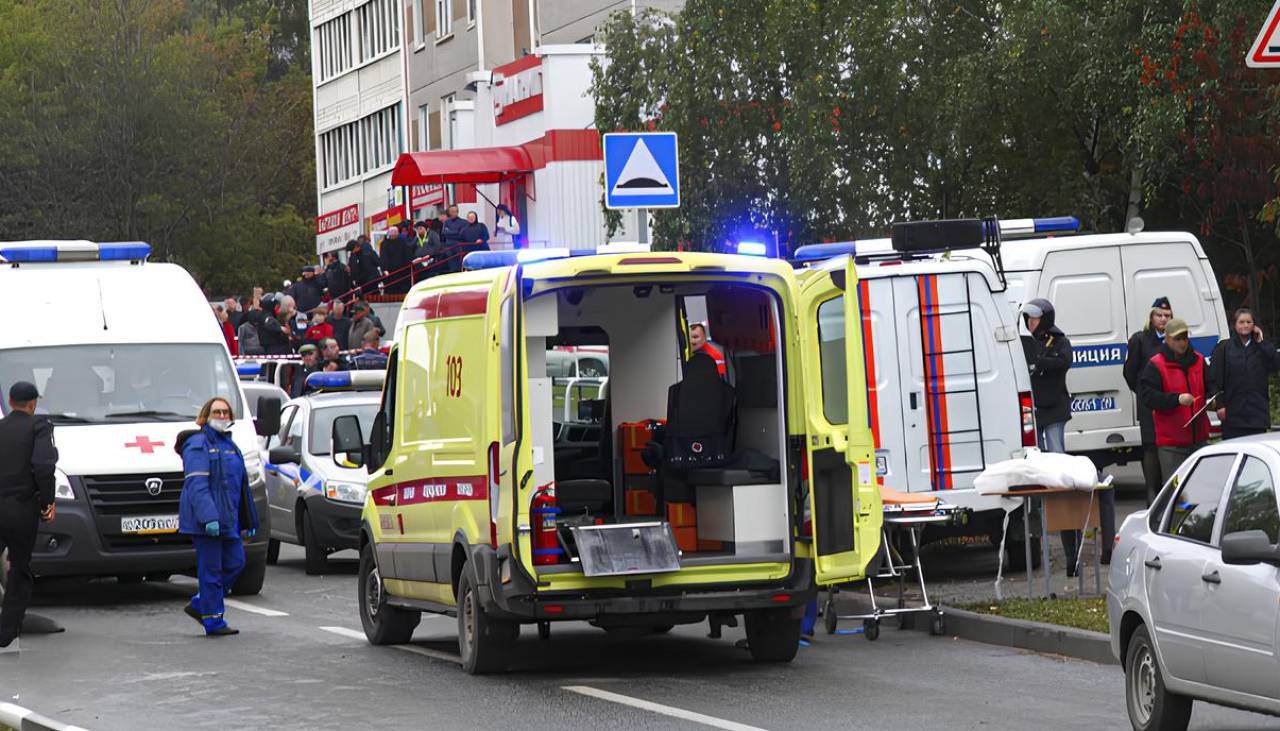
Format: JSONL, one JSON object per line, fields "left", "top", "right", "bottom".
{"left": 1108, "top": 435, "right": 1280, "bottom": 731}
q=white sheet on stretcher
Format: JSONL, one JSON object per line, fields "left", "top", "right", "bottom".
{"left": 974, "top": 449, "right": 1098, "bottom": 495}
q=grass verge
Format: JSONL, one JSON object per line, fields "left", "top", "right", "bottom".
{"left": 959, "top": 597, "right": 1110, "bottom": 634}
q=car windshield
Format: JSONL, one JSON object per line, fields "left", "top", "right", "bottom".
{"left": 0, "top": 344, "right": 242, "bottom": 424}
{"left": 309, "top": 403, "right": 380, "bottom": 455}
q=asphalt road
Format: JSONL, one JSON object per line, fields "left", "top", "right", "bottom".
{"left": 2, "top": 544, "right": 1278, "bottom": 731}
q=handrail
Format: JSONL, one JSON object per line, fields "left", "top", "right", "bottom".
{"left": 327, "top": 244, "right": 475, "bottom": 303}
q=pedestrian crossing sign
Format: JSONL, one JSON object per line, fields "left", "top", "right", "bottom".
{"left": 1247, "top": 0, "right": 1280, "bottom": 68}
{"left": 603, "top": 132, "right": 680, "bottom": 209}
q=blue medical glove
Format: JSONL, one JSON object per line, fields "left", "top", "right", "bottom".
{"left": 204, "top": 521, "right": 220, "bottom": 537}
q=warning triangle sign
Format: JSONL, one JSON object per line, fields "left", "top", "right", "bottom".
{"left": 610, "top": 140, "right": 674, "bottom": 196}
{"left": 1247, "top": 0, "right": 1280, "bottom": 68}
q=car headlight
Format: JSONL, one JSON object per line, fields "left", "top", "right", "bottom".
{"left": 55, "top": 469, "right": 74, "bottom": 501}
{"left": 325, "top": 480, "right": 366, "bottom": 505}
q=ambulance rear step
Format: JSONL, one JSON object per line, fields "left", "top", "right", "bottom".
{"left": 568, "top": 522, "right": 681, "bottom": 577}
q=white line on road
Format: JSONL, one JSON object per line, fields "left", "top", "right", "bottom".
{"left": 224, "top": 598, "right": 289, "bottom": 617}
{"left": 561, "top": 686, "right": 769, "bottom": 731}
{"left": 317, "top": 626, "right": 462, "bottom": 665}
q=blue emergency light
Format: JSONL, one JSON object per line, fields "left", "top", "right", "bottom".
{"left": 304, "top": 370, "right": 386, "bottom": 391}
{"left": 237, "top": 363, "right": 264, "bottom": 378}
{"left": 736, "top": 241, "right": 769, "bottom": 257}
{"left": 463, "top": 248, "right": 574, "bottom": 271}
{"left": 791, "top": 242, "right": 859, "bottom": 263}
{"left": 991, "top": 216, "right": 1081, "bottom": 237}
{"left": 0, "top": 241, "right": 152, "bottom": 263}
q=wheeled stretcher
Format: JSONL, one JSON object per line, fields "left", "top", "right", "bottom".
{"left": 821, "top": 486, "right": 966, "bottom": 640}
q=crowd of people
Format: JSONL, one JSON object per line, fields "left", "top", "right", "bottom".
{"left": 1022, "top": 294, "right": 1280, "bottom": 576}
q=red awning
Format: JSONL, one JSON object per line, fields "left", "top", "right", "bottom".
{"left": 390, "top": 147, "right": 533, "bottom": 186}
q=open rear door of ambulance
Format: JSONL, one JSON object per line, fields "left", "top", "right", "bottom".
{"left": 799, "top": 258, "right": 883, "bottom": 585}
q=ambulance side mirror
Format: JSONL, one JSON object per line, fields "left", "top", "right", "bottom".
{"left": 366, "top": 411, "right": 389, "bottom": 472}
{"left": 255, "top": 397, "right": 281, "bottom": 437}
{"left": 331, "top": 415, "right": 365, "bottom": 470}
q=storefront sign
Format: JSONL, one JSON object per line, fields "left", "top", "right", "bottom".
{"left": 494, "top": 55, "right": 543, "bottom": 126}
{"left": 369, "top": 203, "right": 407, "bottom": 230}
{"left": 410, "top": 184, "right": 446, "bottom": 209}
{"left": 315, "top": 203, "right": 360, "bottom": 253}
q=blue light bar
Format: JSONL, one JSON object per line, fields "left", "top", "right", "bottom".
{"left": 792, "top": 242, "right": 858, "bottom": 263}
{"left": 98, "top": 242, "right": 152, "bottom": 260}
{"left": 306, "top": 372, "right": 351, "bottom": 390}
{"left": 463, "top": 248, "right": 572, "bottom": 271}
{"left": 237, "top": 363, "right": 264, "bottom": 377}
{"left": 0, "top": 241, "right": 151, "bottom": 263}
{"left": 1033, "top": 216, "right": 1080, "bottom": 233}
{"left": 304, "top": 370, "right": 385, "bottom": 391}
{"left": 0, "top": 246, "right": 58, "bottom": 263}
{"left": 737, "top": 242, "right": 768, "bottom": 257}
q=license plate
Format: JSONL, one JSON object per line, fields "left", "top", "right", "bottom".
{"left": 121, "top": 515, "right": 180, "bottom": 535}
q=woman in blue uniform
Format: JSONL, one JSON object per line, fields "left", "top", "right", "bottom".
{"left": 176, "top": 397, "right": 259, "bottom": 636}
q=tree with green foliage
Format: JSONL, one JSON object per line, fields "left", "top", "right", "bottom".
{"left": 0, "top": 0, "right": 315, "bottom": 295}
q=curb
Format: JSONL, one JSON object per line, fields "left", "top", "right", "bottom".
{"left": 831, "top": 596, "right": 1117, "bottom": 665}
{"left": 0, "top": 702, "right": 90, "bottom": 731}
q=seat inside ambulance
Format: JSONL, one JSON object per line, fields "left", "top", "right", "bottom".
{"left": 527, "top": 282, "right": 790, "bottom": 560}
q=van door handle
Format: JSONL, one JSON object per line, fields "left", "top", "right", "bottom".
{"left": 910, "top": 393, "right": 919, "bottom": 410}
{"left": 1201, "top": 569, "right": 1221, "bottom": 584}
{"left": 1144, "top": 556, "right": 1162, "bottom": 570}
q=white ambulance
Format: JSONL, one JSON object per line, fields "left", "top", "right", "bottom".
{"left": 994, "top": 224, "right": 1228, "bottom": 464}
{"left": 794, "top": 218, "right": 1036, "bottom": 559}
{"left": 0, "top": 241, "right": 278, "bottom": 593}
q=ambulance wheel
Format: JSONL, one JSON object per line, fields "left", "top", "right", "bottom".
{"left": 457, "top": 569, "right": 517, "bottom": 674}
{"left": 930, "top": 614, "right": 946, "bottom": 636}
{"left": 232, "top": 552, "right": 267, "bottom": 596}
{"left": 358, "top": 544, "right": 419, "bottom": 645}
{"left": 744, "top": 608, "right": 801, "bottom": 662}
{"left": 266, "top": 539, "right": 280, "bottom": 565}
{"left": 823, "top": 598, "right": 839, "bottom": 635}
{"left": 863, "top": 619, "right": 880, "bottom": 641}
{"left": 301, "top": 510, "right": 329, "bottom": 575}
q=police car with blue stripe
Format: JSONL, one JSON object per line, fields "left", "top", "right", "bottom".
{"left": 263, "top": 370, "right": 382, "bottom": 574}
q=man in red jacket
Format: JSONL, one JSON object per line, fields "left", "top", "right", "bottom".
{"left": 1139, "top": 318, "right": 1213, "bottom": 481}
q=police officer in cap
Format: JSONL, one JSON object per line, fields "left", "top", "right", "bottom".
{"left": 1123, "top": 296, "right": 1173, "bottom": 506}
{"left": 0, "top": 382, "right": 58, "bottom": 647}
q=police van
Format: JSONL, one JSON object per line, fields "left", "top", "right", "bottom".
{"left": 263, "top": 370, "right": 382, "bottom": 574}
{"left": 330, "top": 247, "right": 882, "bottom": 673}
{"left": 994, "top": 225, "right": 1228, "bottom": 464}
{"left": 0, "top": 241, "right": 278, "bottom": 593}
{"left": 793, "top": 218, "right": 1037, "bottom": 561}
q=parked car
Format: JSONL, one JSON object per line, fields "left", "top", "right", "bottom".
{"left": 1108, "top": 435, "right": 1280, "bottom": 730}
{"left": 263, "top": 371, "right": 381, "bottom": 574}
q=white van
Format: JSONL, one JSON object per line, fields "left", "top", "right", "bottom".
{"left": 996, "top": 228, "right": 1228, "bottom": 464}
{"left": 0, "top": 241, "right": 278, "bottom": 593}
{"left": 795, "top": 221, "right": 1035, "bottom": 554}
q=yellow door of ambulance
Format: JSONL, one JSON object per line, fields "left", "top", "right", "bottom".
{"left": 799, "top": 258, "right": 883, "bottom": 584}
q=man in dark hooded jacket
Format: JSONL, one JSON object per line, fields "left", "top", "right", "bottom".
{"left": 257, "top": 295, "right": 292, "bottom": 356}
{"left": 347, "top": 237, "right": 382, "bottom": 296}
{"left": 1123, "top": 296, "right": 1173, "bottom": 506}
{"left": 288, "top": 266, "right": 324, "bottom": 313}
{"left": 322, "top": 251, "right": 353, "bottom": 302}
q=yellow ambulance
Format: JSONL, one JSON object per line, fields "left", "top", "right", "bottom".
{"left": 329, "top": 247, "right": 881, "bottom": 673}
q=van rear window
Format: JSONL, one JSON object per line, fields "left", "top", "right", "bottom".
{"left": 817, "top": 296, "right": 848, "bottom": 425}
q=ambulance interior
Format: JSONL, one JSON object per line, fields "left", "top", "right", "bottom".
{"left": 524, "top": 281, "right": 791, "bottom": 565}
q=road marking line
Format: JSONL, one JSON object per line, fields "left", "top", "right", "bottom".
{"left": 561, "top": 686, "right": 768, "bottom": 731}
{"left": 224, "top": 598, "right": 289, "bottom": 617}
{"left": 317, "top": 626, "right": 462, "bottom": 665}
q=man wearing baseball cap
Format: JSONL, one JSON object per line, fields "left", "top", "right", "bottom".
{"left": 1123, "top": 296, "right": 1174, "bottom": 505}
{"left": 0, "top": 382, "right": 59, "bottom": 647}
{"left": 1139, "top": 317, "right": 1213, "bottom": 480}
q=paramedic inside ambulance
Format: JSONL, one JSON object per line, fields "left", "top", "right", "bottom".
{"left": 688, "top": 323, "right": 726, "bottom": 377}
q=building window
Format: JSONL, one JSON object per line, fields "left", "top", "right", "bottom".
{"left": 466, "top": 0, "right": 476, "bottom": 25}
{"left": 319, "top": 103, "right": 403, "bottom": 189}
{"left": 411, "top": 0, "right": 425, "bottom": 47}
{"left": 356, "top": 0, "right": 400, "bottom": 63}
{"left": 441, "top": 93, "right": 456, "bottom": 149}
{"left": 418, "top": 104, "right": 430, "bottom": 151}
{"left": 315, "top": 13, "right": 354, "bottom": 82}
{"left": 435, "top": 0, "right": 452, "bottom": 38}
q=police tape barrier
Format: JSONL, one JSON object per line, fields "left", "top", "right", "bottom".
{"left": 0, "top": 701, "right": 91, "bottom": 731}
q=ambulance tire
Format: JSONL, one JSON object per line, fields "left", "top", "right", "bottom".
{"left": 744, "top": 608, "right": 801, "bottom": 663}
{"left": 266, "top": 539, "right": 280, "bottom": 565}
{"left": 457, "top": 569, "right": 517, "bottom": 675}
{"left": 232, "top": 553, "right": 267, "bottom": 596}
{"left": 358, "top": 544, "right": 420, "bottom": 645}
{"left": 301, "top": 509, "right": 330, "bottom": 575}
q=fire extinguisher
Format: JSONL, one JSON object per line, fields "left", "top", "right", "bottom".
{"left": 530, "top": 485, "right": 563, "bottom": 566}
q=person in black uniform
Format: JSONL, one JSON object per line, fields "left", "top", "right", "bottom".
{"left": 0, "top": 382, "right": 58, "bottom": 647}
{"left": 1123, "top": 296, "right": 1173, "bottom": 506}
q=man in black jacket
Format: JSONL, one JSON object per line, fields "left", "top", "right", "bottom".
{"left": 257, "top": 295, "right": 293, "bottom": 356}
{"left": 347, "top": 237, "right": 382, "bottom": 297}
{"left": 0, "top": 382, "right": 58, "bottom": 646}
{"left": 288, "top": 266, "right": 325, "bottom": 314}
{"left": 1209, "top": 308, "right": 1280, "bottom": 439}
{"left": 1123, "top": 296, "right": 1173, "bottom": 505}
{"left": 322, "top": 251, "right": 353, "bottom": 303}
